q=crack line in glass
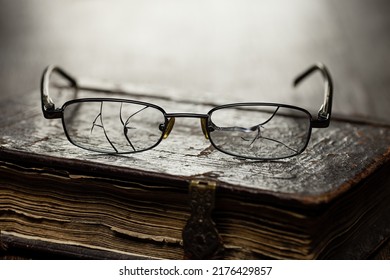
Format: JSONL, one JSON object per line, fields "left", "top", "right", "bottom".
{"left": 90, "top": 101, "right": 118, "bottom": 153}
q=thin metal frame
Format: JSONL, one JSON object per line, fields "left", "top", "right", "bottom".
{"left": 41, "top": 63, "right": 333, "bottom": 160}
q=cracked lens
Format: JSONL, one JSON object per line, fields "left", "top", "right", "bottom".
{"left": 239, "top": 108, "right": 298, "bottom": 154}
{"left": 209, "top": 105, "right": 310, "bottom": 159}
{"left": 63, "top": 101, "right": 165, "bottom": 153}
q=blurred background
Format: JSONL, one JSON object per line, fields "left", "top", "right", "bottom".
{"left": 1, "top": 0, "right": 389, "bottom": 123}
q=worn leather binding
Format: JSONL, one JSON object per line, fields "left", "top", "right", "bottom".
{"left": 1, "top": 88, "right": 390, "bottom": 259}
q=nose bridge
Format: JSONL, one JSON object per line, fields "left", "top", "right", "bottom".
{"left": 163, "top": 117, "right": 175, "bottom": 139}
{"left": 162, "top": 113, "right": 210, "bottom": 140}
{"left": 165, "top": 113, "right": 209, "bottom": 119}
{"left": 200, "top": 118, "right": 210, "bottom": 139}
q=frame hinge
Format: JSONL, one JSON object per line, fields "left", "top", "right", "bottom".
{"left": 43, "top": 108, "right": 63, "bottom": 119}
{"left": 182, "top": 180, "right": 224, "bottom": 259}
{"left": 312, "top": 117, "right": 330, "bottom": 128}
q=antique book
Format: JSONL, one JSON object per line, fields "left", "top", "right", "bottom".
{"left": 1, "top": 80, "right": 390, "bottom": 259}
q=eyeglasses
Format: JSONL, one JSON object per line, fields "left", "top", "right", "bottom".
{"left": 41, "top": 63, "right": 333, "bottom": 160}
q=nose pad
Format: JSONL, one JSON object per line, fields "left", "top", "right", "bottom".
{"left": 200, "top": 118, "right": 210, "bottom": 139}
{"left": 162, "top": 117, "right": 175, "bottom": 139}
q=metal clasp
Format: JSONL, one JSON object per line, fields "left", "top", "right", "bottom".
{"left": 182, "top": 180, "right": 224, "bottom": 259}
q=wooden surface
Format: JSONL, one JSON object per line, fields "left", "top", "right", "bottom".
{"left": 1, "top": 0, "right": 390, "bottom": 258}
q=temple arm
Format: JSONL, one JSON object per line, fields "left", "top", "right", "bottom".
{"left": 293, "top": 63, "right": 333, "bottom": 128}
{"left": 41, "top": 65, "right": 78, "bottom": 119}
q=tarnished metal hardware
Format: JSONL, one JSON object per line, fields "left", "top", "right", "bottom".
{"left": 182, "top": 180, "right": 224, "bottom": 259}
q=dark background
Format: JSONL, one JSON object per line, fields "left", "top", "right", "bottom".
{"left": 0, "top": 0, "right": 389, "bottom": 123}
